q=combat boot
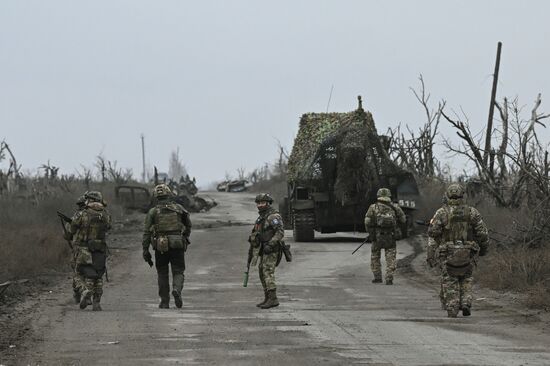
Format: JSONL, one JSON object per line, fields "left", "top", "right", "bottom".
{"left": 79, "top": 290, "right": 92, "bottom": 310}
{"left": 73, "top": 289, "right": 81, "bottom": 304}
{"left": 260, "top": 289, "right": 279, "bottom": 309}
{"left": 172, "top": 290, "right": 183, "bottom": 309}
{"left": 447, "top": 308, "right": 459, "bottom": 318}
{"left": 256, "top": 290, "right": 268, "bottom": 307}
{"left": 159, "top": 298, "right": 170, "bottom": 309}
{"left": 92, "top": 295, "right": 102, "bottom": 311}
{"left": 385, "top": 279, "right": 393, "bottom": 285}
{"left": 372, "top": 278, "right": 382, "bottom": 284}
{"left": 461, "top": 306, "right": 471, "bottom": 316}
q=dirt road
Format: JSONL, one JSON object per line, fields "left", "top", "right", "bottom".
{"left": 3, "top": 192, "right": 550, "bottom": 365}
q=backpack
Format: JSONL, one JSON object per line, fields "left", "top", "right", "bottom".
{"left": 153, "top": 203, "right": 186, "bottom": 252}
{"left": 442, "top": 205, "right": 477, "bottom": 275}
{"left": 375, "top": 203, "right": 397, "bottom": 229}
{"left": 83, "top": 206, "right": 110, "bottom": 251}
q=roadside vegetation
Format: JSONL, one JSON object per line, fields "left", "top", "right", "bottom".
{"left": 0, "top": 146, "right": 129, "bottom": 283}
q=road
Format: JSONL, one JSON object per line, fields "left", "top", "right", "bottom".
{"left": 3, "top": 192, "right": 550, "bottom": 365}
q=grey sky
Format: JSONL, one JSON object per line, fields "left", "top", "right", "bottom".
{"left": 1, "top": 1, "right": 549, "bottom": 186}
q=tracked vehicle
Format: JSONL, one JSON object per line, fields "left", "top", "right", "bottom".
{"left": 281, "top": 97, "right": 419, "bottom": 241}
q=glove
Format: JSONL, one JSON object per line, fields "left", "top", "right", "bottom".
{"left": 427, "top": 257, "right": 436, "bottom": 268}
{"left": 143, "top": 249, "right": 152, "bottom": 264}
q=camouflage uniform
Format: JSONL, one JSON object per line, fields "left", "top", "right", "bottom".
{"left": 67, "top": 194, "right": 87, "bottom": 303}
{"left": 364, "top": 188, "right": 406, "bottom": 285}
{"left": 427, "top": 184, "right": 488, "bottom": 317}
{"left": 249, "top": 193, "right": 284, "bottom": 309}
{"left": 69, "top": 191, "right": 111, "bottom": 311}
{"left": 143, "top": 184, "right": 191, "bottom": 309}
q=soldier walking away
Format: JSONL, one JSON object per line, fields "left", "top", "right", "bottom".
{"left": 364, "top": 188, "right": 406, "bottom": 285}
{"left": 142, "top": 184, "right": 192, "bottom": 309}
{"left": 427, "top": 183, "right": 489, "bottom": 318}
{"left": 63, "top": 193, "right": 88, "bottom": 304}
{"left": 68, "top": 191, "right": 111, "bottom": 311}
{"left": 248, "top": 193, "right": 285, "bottom": 309}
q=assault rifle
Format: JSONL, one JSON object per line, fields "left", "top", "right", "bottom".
{"left": 351, "top": 233, "right": 370, "bottom": 255}
{"left": 57, "top": 211, "right": 74, "bottom": 250}
{"left": 243, "top": 246, "right": 252, "bottom": 287}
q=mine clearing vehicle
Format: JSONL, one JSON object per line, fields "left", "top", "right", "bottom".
{"left": 280, "top": 96, "right": 419, "bottom": 242}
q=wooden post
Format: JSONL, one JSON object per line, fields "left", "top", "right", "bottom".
{"left": 483, "top": 41, "right": 502, "bottom": 169}
{"left": 141, "top": 134, "right": 146, "bottom": 183}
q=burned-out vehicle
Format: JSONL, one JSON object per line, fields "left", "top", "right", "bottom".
{"left": 216, "top": 179, "right": 250, "bottom": 192}
{"left": 115, "top": 176, "right": 216, "bottom": 213}
{"left": 281, "top": 96, "right": 419, "bottom": 241}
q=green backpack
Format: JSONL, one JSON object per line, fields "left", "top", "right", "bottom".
{"left": 443, "top": 205, "right": 477, "bottom": 274}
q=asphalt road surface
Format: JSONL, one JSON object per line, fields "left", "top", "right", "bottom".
{"left": 5, "top": 192, "right": 550, "bottom": 365}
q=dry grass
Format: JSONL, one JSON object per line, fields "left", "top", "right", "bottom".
{"left": 477, "top": 244, "right": 550, "bottom": 309}
{"left": 0, "top": 182, "right": 124, "bottom": 281}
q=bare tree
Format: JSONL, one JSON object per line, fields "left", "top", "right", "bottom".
{"left": 442, "top": 94, "right": 550, "bottom": 207}
{"left": 236, "top": 166, "right": 246, "bottom": 180}
{"left": 107, "top": 160, "right": 133, "bottom": 184}
{"left": 168, "top": 147, "right": 187, "bottom": 180}
{"left": 388, "top": 75, "right": 444, "bottom": 179}
{"left": 95, "top": 154, "right": 107, "bottom": 182}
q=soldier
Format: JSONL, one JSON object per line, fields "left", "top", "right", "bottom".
{"left": 427, "top": 183, "right": 488, "bottom": 317}
{"left": 248, "top": 193, "right": 285, "bottom": 309}
{"left": 364, "top": 188, "right": 406, "bottom": 285}
{"left": 67, "top": 194, "right": 87, "bottom": 304}
{"left": 142, "top": 184, "right": 191, "bottom": 309}
{"left": 68, "top": 191, "right": 111, "bottom": 311}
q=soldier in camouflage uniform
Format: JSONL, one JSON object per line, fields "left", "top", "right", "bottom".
{"left": 143, "top": 184, "right": 191, "bottom": 309}
{"left": 68, "top": 191, "right": 111, "bottom": 311}
{"left": 427, "top": 183, "right": 488, "bottom": 317}
{"left": 66, "top": 193, "right": 88, "bottom": 304}
{"left": 248, "top": 193, "right": 285, "bottom": 309}
{"left": 364, "top": 188, "right": 406, "bottom": 285}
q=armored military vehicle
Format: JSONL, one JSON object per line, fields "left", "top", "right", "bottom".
{"left": 281, "top": 96, "right": 419, "bottom": 241}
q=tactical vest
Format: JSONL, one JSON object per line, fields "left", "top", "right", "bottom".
{"left": 153, "top": 203, "right": 186, "bottom": 253}
{"left": 154, "top": 203, "right": 185, "bottom": 234}
{"left": 255, "top": 210, "right": 277, "bottom": 243}
{"left": 440, "top": 204, "right": 478, "bottom": 276}
{"left": 78, "top": 207, "right": 109, "bottom": 251}
{"left": 375, "top": 203, "right": 397, "bottom": 229}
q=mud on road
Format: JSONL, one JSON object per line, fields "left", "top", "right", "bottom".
{"left": 2, "top": 191, "right": 550, "bottom": 365}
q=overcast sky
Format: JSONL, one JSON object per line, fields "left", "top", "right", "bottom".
{"left": 1, "top": 1, "right": 549, "bottom": 186}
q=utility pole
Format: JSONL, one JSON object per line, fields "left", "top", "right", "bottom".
{"left": 141, "top": 134, "right": 146, "bottom": 183}
{"left": 483, "top": 41, "right": 502, "bottom": 168}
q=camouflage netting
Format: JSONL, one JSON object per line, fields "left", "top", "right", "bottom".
{"left": 288, "top": 104, "right": 411, "bottom": 204}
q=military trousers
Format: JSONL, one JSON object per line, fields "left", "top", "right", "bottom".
{"left": 440, "top": 266, "right": 474, "bottom": 313}
{"left": 75, "top": 246, "right": 107, "bottom": 297}
{"left": 371, "top": 242, "right": 397, "bottom": 281}
{"left": 155, "top": 248, "right": 185, "bottom": 301}
{"left": 258, "top": 251, "right": 278, "bottom": 291}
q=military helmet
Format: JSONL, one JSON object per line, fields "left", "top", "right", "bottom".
{"left": 153, "top": 184, "right": 172, "bottom": 198}
{"left": 255, "top": 193, "right": 273, "bottom": 204}
{"left": 84, "top": 191, "right": 103, "bottom": 203}
{"left": 446, "top": 183, "right": 465, "bottom": 199}
{"left": 376, "top": 188, "right": 392, "bottom": 202}
{"left": 76, "top": 193, "right": 87, "bottom": 207}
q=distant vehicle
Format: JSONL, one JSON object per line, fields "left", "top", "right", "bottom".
{"left": 114, "top": 185, "right": 151, "bottom": 212}
{"left": 115, "top": 175, "right": 217, "bottom": 213}
{"left": 216, "top": 179, "right": 250, "bottom": 192}
{"left": 281, "top": 96, "right": 419, "bottom": 241}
